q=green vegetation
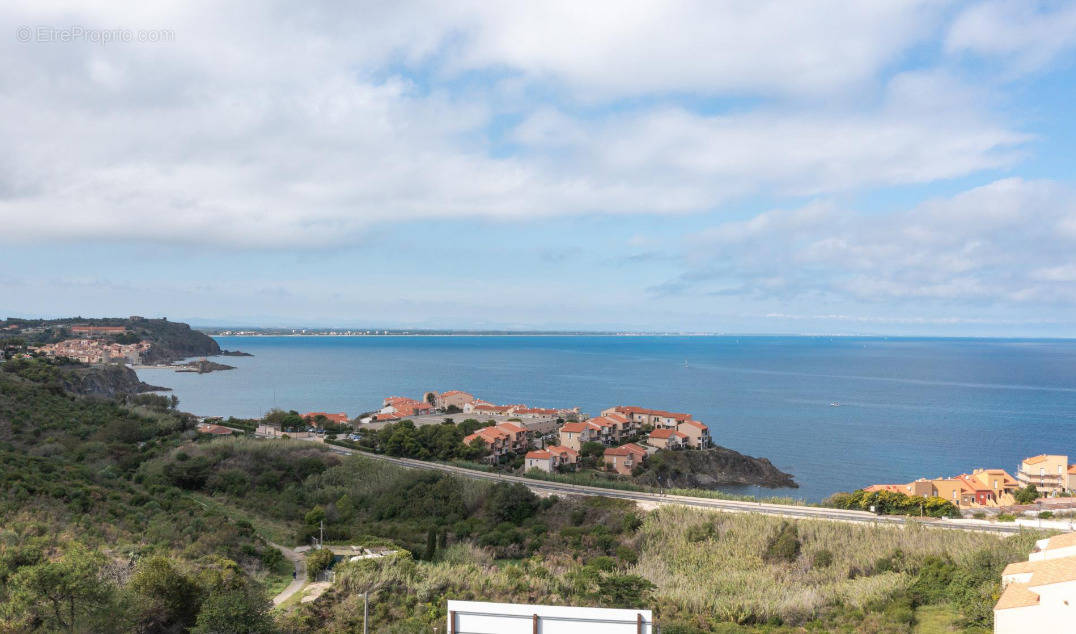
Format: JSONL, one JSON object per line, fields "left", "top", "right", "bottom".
{"left": 826, "top": 489, "right": 960, "bottom": 518}
{"left": 0, "top": 355, "right": 1050, "bottom": 632}
{"left": 1013, "top": 484, "right": 1039, "bottom": 505}
{"left": 351, "top": 419, "right": 490, "bottom": 461}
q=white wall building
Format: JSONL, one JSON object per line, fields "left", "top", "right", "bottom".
{"left": 447, "top": 600, "right": 653, "bottom": 634}
{"left": 995, "top": 533, "right": 1076, "bottom": 633}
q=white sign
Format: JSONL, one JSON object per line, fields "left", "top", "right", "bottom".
{"left": 446, "top": 600, "right": 654, "bottom": 634}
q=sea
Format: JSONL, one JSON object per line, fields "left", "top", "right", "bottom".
{"left": 136, "top": 335, "right": 1076, "bottom": 502}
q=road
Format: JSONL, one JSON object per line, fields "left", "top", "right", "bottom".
{"left": 313, "top": 442, "right": 1033, "bottom": 536}
{"left": 271, "top": 542, "right": 306, "bottom": 606}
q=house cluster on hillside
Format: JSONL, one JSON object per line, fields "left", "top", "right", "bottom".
{"left": 995, "top": 533, "right": 1076, "bottom": 632}
{"left": 34, "top": 338, "right": 150, "bottom": 365}
{"left": 864, "top": 454, "right": 1076, "bottom": 509}
{"left": 351, "top": 390, "right": 713, "bottom": 475}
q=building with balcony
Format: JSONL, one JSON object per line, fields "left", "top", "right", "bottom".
{"left": 1016, "top": 455, "right": 1073, "bottom": 495}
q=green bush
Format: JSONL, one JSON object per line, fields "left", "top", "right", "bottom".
{"left": 763, "top": 521, "right": 801, "bottom": 563}
{"left": 811, "top": 549, "right": 834, "bottom": 568}
{"left": 306, "top": 548, "right": 335, "bottom": 581}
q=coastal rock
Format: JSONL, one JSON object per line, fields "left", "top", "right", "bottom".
{"left": 61, "top": 363, "right": 168, "bottom": 397}
{"left": 635, "top": 446, "right": 797, "bottom": 490}
{"left": 175, "top": 359, "right": 235, "bottom": 373}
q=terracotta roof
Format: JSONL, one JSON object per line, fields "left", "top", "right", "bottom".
{"left": 864, "top": 484, "right": 905, "bottom": 493}
{"left": 604, "top": 413, "right": 629, "bottom": 423}
{"left": 1023, "top": 454, "right": 1053, "bottom": 465}
{"left": 560, "top": 421, "right": 589, "bottom": 433}
{"left": 617, "top": 406, "right": 693, "bottom": 420}
{"left": 649, "top": 428, "right": 686, "bottom": 439}
{"left": 526, "top": 450, "right": 552, "bottom": 460}
{"left": 1028, "top": 556, "right": 1076, "bottom": 587}
{"left": 587, "top": 416, "right": 615, "bottom": 428}
{"left": 604, "top": 446, "right": 632, "bottom": 456}
{"left": 302, "top": 412, "right": 349, "bottom": 424}
{"left": 545, "top": 445, "right": 578, "bottom": 457}
{"left": 441, "top": 390, "right": 472, "bottom": 397}
{"left": 1002, "top": 560, "right": 1038, "bottom": 577}
{"left": 197, "top": 424, "right": 234, "bottom": 435}
{"left": 679, "top": 419, "right": 708, "bottom": 431}
{"left": 496, "top": 421, "right": 526, "bottom": 433}
{"left": 1069, "top": 464, "right": 1076, "bottom": 474}
{"left": 1042, "top": 533, "right": 1076, "bottom": 551}
{"left": 994, "top": 582, "right": 1039, "bottom": 611}
{"left": 621, "top": 443, "right": 648, "bottom": 456}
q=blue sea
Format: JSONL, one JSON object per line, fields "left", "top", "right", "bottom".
{"left": 136, "top": 336, "right": 1076, "bottom": 502}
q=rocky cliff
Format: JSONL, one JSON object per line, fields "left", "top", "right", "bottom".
{"left": 60, "top": 364, "right": 168, "bottom": 397}
{"left": 635, "top": 446, "right": 797, "bottom": 489}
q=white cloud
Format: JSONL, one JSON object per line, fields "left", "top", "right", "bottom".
{"left": 672, "top": 178, "right": 1076, "bottom": 304}
{"left": 0, "top": 1, "right": 1048, "bottom": 248}
{"left": 946, "top": 0, "right": 1076, "bottom": 73}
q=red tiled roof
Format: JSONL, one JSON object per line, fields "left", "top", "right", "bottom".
{"left": 616, "top": 406, "right": 693, "bottom": 420}
{"left": 604, "top": 446, "right": 632, "bottom": 456}
{"left": 545, "top": 445, "right": 578, "bottom": 457}
{"left": 648, "top": 428, "right": 680, "bottom": 439}
{"left": 587, "top": 416, "right": 615, "bottom": 428}
{"left": 679, "top": 419, "right": 708, "bottom": 431}
{"left": 560, "top": 421, "right": 589, "bottom": 433}
{"left": 497, "top": 421, "right": 526, "bottom": 433}
{"left": 302, "top": 412, "right": 349, "bottom": 424}
{"left": 621, "top": 443, "right": 647, "bottom": 456}
{"left": 526, "top": 450, "right": 552, "bottom": 460}
{"left": 197, "top": 424, "right": 234, "bottom": 435}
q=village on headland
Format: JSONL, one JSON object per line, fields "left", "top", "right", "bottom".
{"left": 2, "top": 319, "right": 245, "bottom": 372}
{"left": 244, "top": 390, "right": 742, "bottom": 483}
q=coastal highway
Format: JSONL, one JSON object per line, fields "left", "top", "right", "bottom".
{"left": 309, "top": 441, "right": 1032, "bottom": 536}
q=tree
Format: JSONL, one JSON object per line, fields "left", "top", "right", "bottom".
{"left": 305, "top": 505, "right": 326, "bottom": 526}
{"left": 1014, "top": 484, "right": 1039, "bottom": 505}
{"left": 5, "top": 543, "right": 114, "bottom": 632}
{"left": 486, "top": 483, "right": 539, "bottom": 525}
{"left": 306, "top": 549, "right": 335, "bottom": 581}
{"left": 595, "top": 574, "right": 655, "bottom": 608}
{"left": 192, "top": 587, "right": 273, "bottom": 634}
{"left": 126, "top": 556, "right": 202, "bottom": 631}
{"left": 580, "top": 441, "right": 606, "bottom": 459}
{"left": 424, "top": 528, "right": 437, "bottom": 561}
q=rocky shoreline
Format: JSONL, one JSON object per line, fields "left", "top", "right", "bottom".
{"left": 635, "top": 446, "right": 797, "bottom": 490}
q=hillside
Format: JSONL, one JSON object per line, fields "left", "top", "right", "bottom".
{"left": 1, "top": 316, "right": 227, "bottom": 363}
{"left": 0, "top": 356, "right": 1047, "bottom": 632}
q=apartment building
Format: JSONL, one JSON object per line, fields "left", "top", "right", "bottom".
{"left": 524, "top": 445, "right": 579, "bottom": 473}
{"left": 1017, "top": 455, "right": 1074, "bottom": 495}
{"left": 603, "top": 443, "right": 647, "bottom": 476}
{"left": 647, "top": 428, "right": 688, "bottom": 450}
{"left": 558, "top": 421, "right": 599, "bottom": 451}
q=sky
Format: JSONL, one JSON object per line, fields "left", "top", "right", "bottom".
{"left": 3, "top": 1, "right": 1076, "bottom": 335}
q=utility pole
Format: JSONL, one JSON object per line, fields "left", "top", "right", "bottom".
{"left": 363, "top": 592, "right": 368, "bottom": 634}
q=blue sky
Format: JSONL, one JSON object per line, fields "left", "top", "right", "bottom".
{"left": 3, "top": 1, "right": 1076, "bottom": 335}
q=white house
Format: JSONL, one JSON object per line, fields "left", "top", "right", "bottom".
{"left": 995, "top": 533, "right": 1076, "bottom": 633}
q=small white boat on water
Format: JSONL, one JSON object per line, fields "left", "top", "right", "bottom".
{"left": 829, "top": 402, "right": 840, "bottom": 407}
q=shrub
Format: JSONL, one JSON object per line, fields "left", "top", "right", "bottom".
{"left": 306, "top": 548, "right": 335, "bottom": 581}
{"left": 762, "top": 522, "right": 801, "bottom": 563}
{"left": 811, "top": 549, "right": 834, "bottom": 569}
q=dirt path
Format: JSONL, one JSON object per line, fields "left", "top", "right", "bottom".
{"left": 271, "top": 542, "right": 306, "bottom": 606}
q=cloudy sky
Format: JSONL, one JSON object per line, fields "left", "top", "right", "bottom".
{"left": 3, "top": 1, "right": 1076, "bottom": 334}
